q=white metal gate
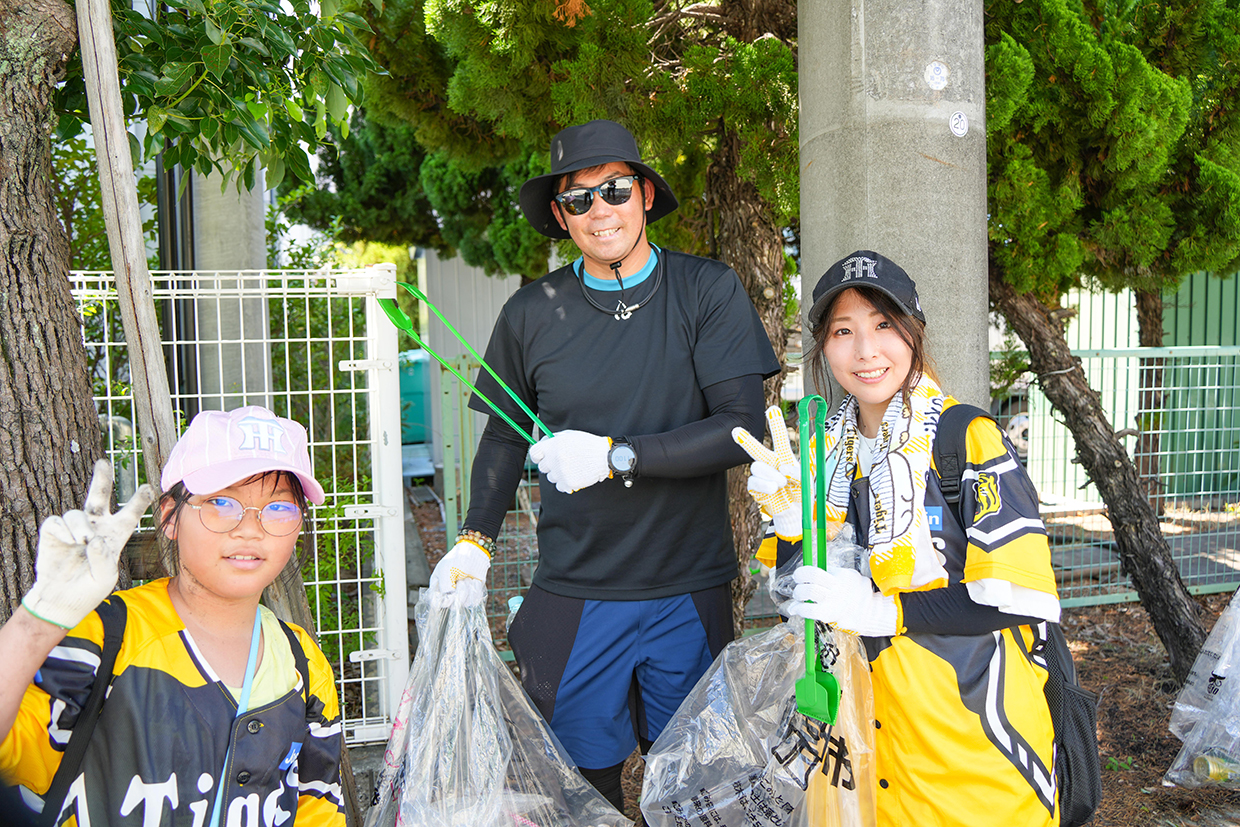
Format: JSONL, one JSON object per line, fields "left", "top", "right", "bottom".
{"left": 73, "top": 266, "right": 408, "bottom": 744}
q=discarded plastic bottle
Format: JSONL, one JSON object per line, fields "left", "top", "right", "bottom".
{"left": 1193, "top": 747, "right": 1240, "bottom": 783}
{"left": 505, "top": 595, "right": 524, "bottom": 633}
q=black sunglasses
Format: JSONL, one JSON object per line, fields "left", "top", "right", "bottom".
{"left": 553, "top": 174, "right": 642, "bottom": 216}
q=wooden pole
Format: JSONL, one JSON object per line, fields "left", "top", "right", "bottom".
{"left": 74, "top": 2, "right": 364, "bottom": 822}
{"left": 75, "top": 0, "right": 178, "bottom": 484}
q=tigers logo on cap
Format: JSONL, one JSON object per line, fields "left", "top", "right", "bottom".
{"left": 161, "top": 406, "right": 325, "bottom": 504}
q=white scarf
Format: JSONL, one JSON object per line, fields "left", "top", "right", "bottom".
{"left": 819, "top": 373, "right": 950, "bottom": 596}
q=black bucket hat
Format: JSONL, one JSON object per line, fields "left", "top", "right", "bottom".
{"left": 807, "top": 250, "right": 926, "bottom": 329}
{"left": 519, "top": 120, "right": 679, "bottom": 240}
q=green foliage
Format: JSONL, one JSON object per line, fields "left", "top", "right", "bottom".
{"left": 989, "top": 332, "right": 1032, "bottom": 400}
{"left": 55, "top": 0, "right": 377, "bottom": 193}
{"left": 986, "top": 0, "right": 1240, "bottom": 302}
{"left": 356, "top": 0, "right": 799, "bottom": 276}
{"left": 280, "top": 111, "right": 448, "bottom": 251}
{"left": 1104, "top": 755, "right": 1135, "bottom": 772}
{"left": 52, "top": 135, "right": 159, "bottom": 271}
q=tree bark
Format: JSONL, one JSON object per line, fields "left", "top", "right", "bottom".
{"left": 707, "top": 130, "right": 788, "bottom": 638}
{"left": 989, "top": 266, "right": 1204, "bottom": 684}
{"left": 0, "top": 0, "right": 104, "bottom": 620}
{"left": 1135, "top": 289, "right": 1165, "bottom": 514}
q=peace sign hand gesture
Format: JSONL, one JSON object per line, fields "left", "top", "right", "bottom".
{"left": 23, "top": 459, "right": 155, "bottom": 630}
{"left": 732, "top": 406, "right": 803, "bottom": 540}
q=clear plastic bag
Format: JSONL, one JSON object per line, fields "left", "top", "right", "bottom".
{"left": 640, "top": 540, "right": 877, "bottom": 827}
{"left": 367, "top": 589, "right": 633, "bottom": 827}
{"left": 1164, "top": 588, "right": 1240, "bottom": 789}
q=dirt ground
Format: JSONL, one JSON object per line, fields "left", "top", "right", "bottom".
{"left": 413, "top": 500, "right": 1240, "bottom": 826}
{"left": 1061, "top": 593, "right": 1240, "bottom": 827}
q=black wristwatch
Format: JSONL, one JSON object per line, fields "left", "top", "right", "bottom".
{"left": 607, "top": 437, "right": 637, "bottom": 488}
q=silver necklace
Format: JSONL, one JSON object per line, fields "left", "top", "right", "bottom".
{"left": 576, "top": 248, "right": 664, "bottom": 321}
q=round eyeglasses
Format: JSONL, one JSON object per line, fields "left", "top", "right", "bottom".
{"left": 553, "top": 174, "right": 641, "bottom": 216}
{"left": 187, "top": 497, "right": 304, "bottom": 536}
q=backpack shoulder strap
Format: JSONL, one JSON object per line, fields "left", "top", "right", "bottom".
{"left": 40, "top": 595, "right": 128, "bottom": 827}
{"left": 932, "top": 403, "right": 995, "bottom": 528}
{"left": 277, "top": 620, "right": 313, "bottom": 712}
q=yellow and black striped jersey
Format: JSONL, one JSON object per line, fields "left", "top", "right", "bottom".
{"left": 0, "top": 579, "right": 346, "bottom": 826}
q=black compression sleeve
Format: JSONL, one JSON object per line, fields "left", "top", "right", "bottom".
{"left": 629, "top": 373, "right": 765, "bottom": 478}
{"left": 900, "top": 582, "right": 1042, "bottom": 635}
{"left": 461, "top": 417, "right": 530, "bottom": 540}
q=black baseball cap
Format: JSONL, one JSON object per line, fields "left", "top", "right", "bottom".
{"left": 807, "top": 250, "right": 926, "bottom": 328}
{"left": 519, "top": 120, "right": 679, "bottom": 240}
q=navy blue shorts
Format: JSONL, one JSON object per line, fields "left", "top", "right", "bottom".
{"left": 506, "top": 583, "right": 733, "bottom": 769}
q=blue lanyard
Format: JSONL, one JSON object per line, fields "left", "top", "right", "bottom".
{"left": 209, "top": 606, "right": 263, "bottom": 827}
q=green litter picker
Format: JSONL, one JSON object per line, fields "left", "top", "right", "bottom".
{"left": 795, "top": 394, "right": 841, "bottom": 724}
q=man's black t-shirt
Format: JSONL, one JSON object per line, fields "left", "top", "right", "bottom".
{"left": 469, "top": 249, "right": 780, "bottom": 600}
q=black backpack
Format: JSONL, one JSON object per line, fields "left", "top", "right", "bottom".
{"left": 934, "top": 403, "right": 1102, "bottom": 827}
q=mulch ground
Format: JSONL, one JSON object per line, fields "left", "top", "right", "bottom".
{"left": 413, "top": 499, "right": 1240, "bottom": 826}
{"left": 1065, "top": 593, "right": 1240, "bottom": 826}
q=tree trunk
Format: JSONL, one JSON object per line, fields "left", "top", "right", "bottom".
{"left": 707, "top": 130, "right": 788, "bottom": 638}
{"left": 989, "top": 266, "right": 1204, "bottom": 684}
{"left": 1135, "top": 289, "right": 1165, "bottom": 515}
{"left": 0, "top": 0, "right": 105, "bottom": 620}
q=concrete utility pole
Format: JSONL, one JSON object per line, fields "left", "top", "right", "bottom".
{"left": 191, "top": 172, "right": 273, "bottom": 411}
{"left": 799, "top": 0, "right": 990, "bottom": 408}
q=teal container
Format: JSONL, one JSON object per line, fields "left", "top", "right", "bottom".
{"left": 399, "top": 349, "right": 432, "bottom": 444}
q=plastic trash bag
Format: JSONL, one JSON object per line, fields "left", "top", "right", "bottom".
{"left": 1164, "top": 588, "right": 1240, "bottom": 789}
{"left": 367, "top": 589, "right": 633, "bottom": 827}
{"left": 641, "top": 538, "right": 877, "bottom": 827}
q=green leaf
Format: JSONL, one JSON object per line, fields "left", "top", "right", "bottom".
{"left": 334, "top": 12, "right": 371, "bottom": 32}
{"left": 148, "top": 106, "right": 168, "bottom": 134}
{"left": 320, "top": 0, "right": 338, "bottom": 18}
{"left": 203, "top": 43, "right": 234, "bottom": 79}
{"left": 201, "top": 116, "right": 219, "bottom": 141}
{"left": 204, "top": 17, "right": 225, "bottom": 46}
{"left": 321, "top": 58, "right": 358, "bottom": 101}
{"left": 55, "top": 112, "right": 85, "bottom": 143}
{"left": 285, "top": 144, "right": 312, "bottom": 183}
{"left": 237, "top": 36, "right": 270, "bottom": 56}
{"left": 285, "top": 99, "right": 304, "bottom": 121}
{"left": 155, "top": 62, "right": 197, "bottom": 96}
{"left": 265, "top": 153, "right": 286, "bottom": 190}
{"left": 309, "top": 69, "right": 328, "bottom": 97}
{"left": 326, "top": 84, "right": 348, "bottom": 124}
{"left": 368, "top": 0, "right": 382, "bottom": 15}
{"left": 314, "top": 98, "right": 327, "bottom": 141}
{"left": 125, "top": 70, "right": 159, "bottom": 99}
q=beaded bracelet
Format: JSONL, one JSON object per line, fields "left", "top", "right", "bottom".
{"left": 456, "top": 528, "right": 495, "bottom": 556}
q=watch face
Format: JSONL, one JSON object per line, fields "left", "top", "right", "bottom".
{"left": 611, "top": 444, "right": 637, "bottom": 472}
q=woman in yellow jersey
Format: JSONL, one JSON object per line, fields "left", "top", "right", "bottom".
{"left": 746, "top": 251, "right": 1062, "bottom": 827}
{"left": 0, "top": 406, "right": 345, "bottom": 827}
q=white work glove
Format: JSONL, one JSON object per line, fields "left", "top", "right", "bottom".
{"left": 733, "top": 406, "right": 802, "bottom": 539}
{"left": 528, "top": 430, "right": 612, "bottom": 494}
{"left": 784, "top": 566, "right": 898, "bottom": 637}
{"left": 428, "top": 539, "right": 490, "bottom": 607}
{"left": 23, "top": 459, "right": 154, "bottom": 630}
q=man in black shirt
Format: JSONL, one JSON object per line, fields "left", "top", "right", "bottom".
{"left": 428, "top": 120, "right": 779, "bottom": 813}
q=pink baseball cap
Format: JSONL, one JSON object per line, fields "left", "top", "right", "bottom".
{"left": 161, "top": 406, "right": 326, "bottom": 504}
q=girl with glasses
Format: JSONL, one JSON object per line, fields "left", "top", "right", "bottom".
{"left": 0, "top": 406, "right": 345, "bottom": 826}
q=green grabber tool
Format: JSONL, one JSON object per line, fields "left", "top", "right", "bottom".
{"left": 376, "top": 282, "right": 553, "bottom": 446}
{"left": 794, "top": 394, "right": 840, "bottom": 724}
